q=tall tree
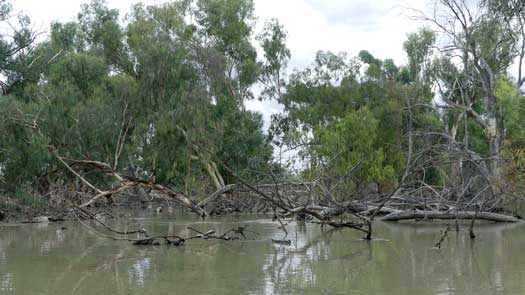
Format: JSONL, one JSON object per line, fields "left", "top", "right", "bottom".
{"left": 425, "top": 0, "right": 523, "bottom": 181}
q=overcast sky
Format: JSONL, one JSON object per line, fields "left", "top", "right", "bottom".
{"left": 13, "top": 0, "right": 430, "bottom": 128}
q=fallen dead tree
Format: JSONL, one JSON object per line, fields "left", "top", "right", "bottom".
{"left": 132, "top": 226, "right": 251, "bottom": 246}
{"left": 51, "top": 149, "right": 207, "bottom": 218}
{"left": 74, "top": 210, "right": 253, "bottom": 246}
{"left": 218, "top": 163, "right": 372, "bottom": 236}
{"left": 45, "top": 104, "right": 521, "bottom": 244}
{"left": 380, "top": 210, "right": 519, "bottom": 223}
{"left": 48, "top": 126, "right": 523, "bottom": 245}
{"left": 56, "top": 150, "right": 522, "bottom": 243}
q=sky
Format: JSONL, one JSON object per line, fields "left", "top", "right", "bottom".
{"left": 12, "top": 0, "right": 430, "bottom": 128}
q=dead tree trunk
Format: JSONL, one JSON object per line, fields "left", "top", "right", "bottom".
{"left": 380, "top": 210, "right": 518, "bottom": 223}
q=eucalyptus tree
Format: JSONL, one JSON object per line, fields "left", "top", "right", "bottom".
{"left": 481, "top": 0, "right": 525, "bottom": 89}
{"left": 1, "top": 0, "right": 285, "bottom": 204}
{"left": 271, "top": 48, "right": 440, "bottom": 199}
{"left": 0, "top": 0, "right": 42, "bottom": 96}
{"left": 257, "top": 19, "right": 290, "bottom": 101}
{"left": 423, "top": 0, "right": 525, "bottom": 183}
{"left": 123, "top": 0, "right": 275, "bottom": 192}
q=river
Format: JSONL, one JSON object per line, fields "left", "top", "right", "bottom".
{"left": 0, "top": 211, "right": 524, "bottom": 294}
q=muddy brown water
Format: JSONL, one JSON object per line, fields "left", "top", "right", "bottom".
{"left": 0, "top": 211, "right": 524, "bottom": 294}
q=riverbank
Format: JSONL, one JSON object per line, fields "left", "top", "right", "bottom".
{"left": 2, "top": 187, "right": 523, "bottom": 226}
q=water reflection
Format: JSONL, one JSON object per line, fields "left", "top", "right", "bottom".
{"left": 0, "top": 273, "right": 13, "bottom": 292}
{"left": 0, "top": 214, "right": 524, "bottom": 294}
{"left": 128, "top": 257, "right": 151, "bottom": 287}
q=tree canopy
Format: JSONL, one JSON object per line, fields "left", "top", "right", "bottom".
{"left": 1, "top": 0, "right": 525, "bottom": 215}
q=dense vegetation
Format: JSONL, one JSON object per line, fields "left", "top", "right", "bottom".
{"left": 1, "top": 0, "right": 525, "bottom": 219}
{"left": 0, "top": 0, "right": 280, "bottom": 209}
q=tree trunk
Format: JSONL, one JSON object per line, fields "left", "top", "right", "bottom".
{"left": 206, "top": 161, "right": 225, "bottom": 191}
{"left": 486, "top": 94, "right": 505, "bottom": 182}
{"left": 184, "top": 152, "right": 192, "bottom": 195}
{"left": 380, "top": 210, "right": 518, "bottom": 223}
{"left": 448, "top": 116, "right": 463, "bottom": 188}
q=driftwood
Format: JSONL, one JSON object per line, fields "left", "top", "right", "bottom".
{"left": 131, "top": 225, "right": 255, "bottom": 246}
{"left": 198, "top": 184, "right": 240, "bottom": 208}
{"left": 74, "top": 209, "right": 252, "bottom": 246}
{"left": 434, "top": 224, "right": 450, "bottom": 249}
{"left": 271, "top": 238, "right": 291, "bottom": 245}
{"left": 51, "top": 151, "right": 207, "bottom": 218}
{"left": 379, "top": 210, "right": 519, "bottom": 223}
{"left": 322, "top": 202, "right": 400, "bottom": 216}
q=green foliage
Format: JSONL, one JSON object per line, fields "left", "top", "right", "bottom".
{"left": 3, "top": 0, "right": 525, "bottom": 206}
{"left": 0, "top": 0, "right": 279, "bottom": 198}
{"left": 497, "top": 78, "right": 525, "bottom": 142}
{"left": 273, "top": 48, "right": 440, "bottom": 193}
{"left": 403, "top": 28, "right": 435, "bottom": 83}
{"left": 315, "top": 107, "right": 395, "bottom": 184}
{"left": 497, "top": 78, "right": 525, "bottom": 173}
{"left": 0, "top": 97, "right": 51, "bottom": 192}
{"left": 257, "top": 19, "right": 290, "bottom": 100}
{"left": 13, "top": 183, "right": 46, "bottom": 208}
{"left": 0, "top": 2, "right": 40, "bottom": 96}
{"left": 215, "top": 101, "right": 273, "bottom": 181}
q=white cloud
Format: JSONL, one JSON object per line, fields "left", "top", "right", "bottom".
{"left": 13, "top": 0, "right": 160, "bottom": 31}
{"left": 254, "top": 0, "right": 427, "bottom": 71}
